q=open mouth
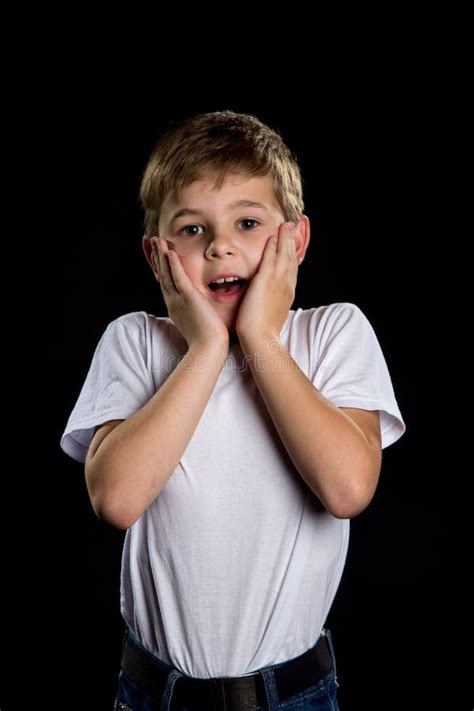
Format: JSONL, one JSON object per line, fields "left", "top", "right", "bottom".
{"left": 206, "top": 276, "right": 249, "bottom": 303}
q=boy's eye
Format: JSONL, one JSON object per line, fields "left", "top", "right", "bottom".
{"left": 238, "top": 219, "right": 260, "bottom": 230}
{"left": 179, "top": 224, "right": 204, "bottom": 237}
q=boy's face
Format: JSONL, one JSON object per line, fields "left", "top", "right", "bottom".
{"left": 153, "top": 172, "right": 308, "bottom": 336}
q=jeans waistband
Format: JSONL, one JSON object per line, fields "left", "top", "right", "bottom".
{"left": 121, "top": 629, "right": 335, "bottom": 710}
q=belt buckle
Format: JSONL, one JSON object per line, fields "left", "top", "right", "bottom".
{"left": 215, "top": 673, "right": 260, "bottom": 711}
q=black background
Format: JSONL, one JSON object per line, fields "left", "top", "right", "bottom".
{"left": 13, "top": 63, "right": 450, "bottom": 709}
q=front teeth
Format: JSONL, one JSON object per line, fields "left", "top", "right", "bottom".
{"left": 211, "top": 276, "right": 241, "bottom": 284}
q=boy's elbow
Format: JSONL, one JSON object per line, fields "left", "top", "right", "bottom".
{"left": 327, "top": 493, "right": 373, "bottom": 519}
{"left": 325, "top": 473, "right": 379, "bottom": 519}
{"left": 92, "top": 494, "right": 137, "bottom": 530}
{"left": 330, "top": 450, "right": 381, "bottom": 519}
{"left": 86, "top": 463, "right": 139, "bottom": 530}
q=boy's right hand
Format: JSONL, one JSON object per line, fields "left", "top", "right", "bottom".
{"left": 151, "top": 238, "right": 230, "bottom": 351}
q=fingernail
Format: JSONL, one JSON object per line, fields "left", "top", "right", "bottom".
{"left": 287, "top": 222, "right": 296, "bottom": 231}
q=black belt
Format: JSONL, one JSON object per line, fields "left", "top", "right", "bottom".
{"left": 121, "top": 631, "right": 334, "bottom": 710}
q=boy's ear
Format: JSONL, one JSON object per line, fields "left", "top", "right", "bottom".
{"left": 142, "top": 235, "right": 160, "bottom": 282}
{"left": 295, "top": 215, "right": 311, "bottom": 266}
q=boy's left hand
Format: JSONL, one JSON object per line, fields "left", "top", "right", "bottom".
{"left": 235, "top": 222, "right": 298, "bottom": 342}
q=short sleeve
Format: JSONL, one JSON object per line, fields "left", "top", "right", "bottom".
{"left": 312, "top": 303, "right": 406, "bottom": 449}
{"left": 60, "top": 312, "right": 156, "bottom": 463}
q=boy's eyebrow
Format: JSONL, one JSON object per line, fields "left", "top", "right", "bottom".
{"left": 169, "top": 200, "right": 269, "bottom": 224}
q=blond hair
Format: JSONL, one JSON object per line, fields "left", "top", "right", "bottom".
{"left": 139, "top": 111, "right": 304, "bottom": 235}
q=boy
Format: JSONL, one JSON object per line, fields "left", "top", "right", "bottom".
{"left": 61, "top": 111, "right": 405, "bottom": 710}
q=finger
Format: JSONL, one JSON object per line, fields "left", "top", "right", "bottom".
{"left": 288, "top": 230, "right": 298, "bottom": 264}
{"left": 150, "top": 239, "right": 162, "bottom": 278}
{"left": 151, "top": 239, "right": 164, "bottom": 283}
{"left": 275, "top": 223, "right": 296, "bottom": 272}
{"left": 284, "top": 223, "right": 297, "bottom": 254}
{"left": 150, "top": 242, "right": 161, "bottom": 282}
{"left": 159, "top": 241, "right": 193, "bottom": 296}
{"left": 262, "top": 234, "right": 278, "bottom": 260}
{"left": 253, "top": 235, "right": 277, "bottom": 278}
{"left": 275, "top": 222, "right": 294, "bottom": 253}
{"left": 153, "top": 239, "right": 176, "bottom": 294}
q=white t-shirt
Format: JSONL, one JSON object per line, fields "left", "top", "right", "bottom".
{"left": 61, "top": 302, "right": 405, "bottom": 678}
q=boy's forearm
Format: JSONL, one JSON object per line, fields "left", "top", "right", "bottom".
{"left": 86, "top": 340, "right": 229, "bottom": 529}
{"left": 238, "top": 332, "right": 381, "bottom": 519}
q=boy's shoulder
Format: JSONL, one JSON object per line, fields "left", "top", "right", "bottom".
{"left": 101, "top": 311, "right": 183, "bottom": 354}
{"left": 291, "top": 302, "right": 365, "bottom": 330}
{"left": 289, "top": 303, "right": 374, "bottom": 361}
{"left": 106, "top": 310, "right": 165, "bottom": 325}
{"left": 103, "top": 311, "right": 171, "bottom": 335}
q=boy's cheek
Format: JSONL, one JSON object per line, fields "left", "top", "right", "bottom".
{"left": 175, "top": 252, "right": 203, "bottom": 288}
{"left": 175, "top": 252, "right": 192, "bottom": 275}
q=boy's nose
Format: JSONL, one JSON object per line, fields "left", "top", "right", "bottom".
{"left": 204, "top": 231, "right": 237, "bottom": 258}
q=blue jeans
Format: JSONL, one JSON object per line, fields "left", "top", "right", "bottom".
{"left": 114, "top": 630, "right": 340, "bottom": 710}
